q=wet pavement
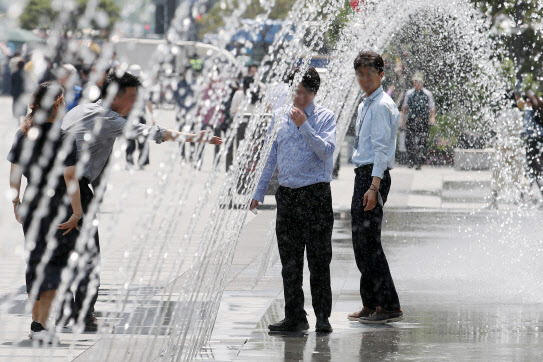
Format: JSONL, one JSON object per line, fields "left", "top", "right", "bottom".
{"left": 205, "top": 207, "right": 543, "bottom": 361}
{"left": 1, "top": 92, "right": 542, "bottom": 360}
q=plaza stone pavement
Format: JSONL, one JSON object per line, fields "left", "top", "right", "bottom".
{"left": 0, "top": 94, "right": 541, "bottom": 360}
{"left": 198, "top": 164, "right": 543, "bottom": 361}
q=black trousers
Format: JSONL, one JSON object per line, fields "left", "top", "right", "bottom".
{"left": 275, "top": 182, "right": 334, "bottom": 321}
{"left": 406, "top": 118, "right": 430, "bottom": 166}
{"left": 525, "top": 137, "right": 543, "bottom": 185}
{"left": 71, "top": 179, "right": 100, "bottom": 319}
{"left": 226, "top": 121, "right": 248, "bottom": 172}
{"left": 126, "top": 137, "right": 150, "bottom": 166}
{"left": 351, "top": 165, "right": 400, "bottom": 311}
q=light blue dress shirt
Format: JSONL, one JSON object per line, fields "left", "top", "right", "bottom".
{"left": 351, "top": 86, "right": 400, "bottom": 178}
{"left": 253, "top": 102, "right": 336, "bottom": 203}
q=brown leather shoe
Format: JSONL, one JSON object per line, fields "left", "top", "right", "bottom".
{"left": 347, "top": 306, "right": 376, "bottom": 321}
{"left": 359, "top": 306, "right": 403, "bottom": 324}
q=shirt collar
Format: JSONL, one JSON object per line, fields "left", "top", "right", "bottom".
{"left": 303, "top": 102, "right": 316, "bottom": 117}
{"left": 96, "top": 99, "right": 108, "bottom": 109}
{"left": 366, "top": 86, "right": 384, "bottom": 101}
{"left": 97, "top": 99, "right": 121, "bottom": 117}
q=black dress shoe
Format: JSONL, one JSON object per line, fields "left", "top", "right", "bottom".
{"left": 268, "top": 319, "right": 309, "bottom": 332}
{"left": 315, "top": 318, "right": 333, "bottom": 333}
{"left": 83, "top": 313, "right": 98, "bottom": 332}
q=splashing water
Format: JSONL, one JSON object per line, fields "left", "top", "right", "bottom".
{"left": 0, "top": 0, "right": 535, "bottom": 360}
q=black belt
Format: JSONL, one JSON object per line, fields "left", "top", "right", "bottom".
{"left": 278, "top": 182, "right": 330, "bottom": 192}
{"left": 354, "top": 164, "right": 390, "bottom": 175}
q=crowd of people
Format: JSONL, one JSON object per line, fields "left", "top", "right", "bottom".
{"left": 174, "top": 62, "right": 266, "bottom": 171}
{"left": 487, "top": 90, "right": 543, "bottom": 209}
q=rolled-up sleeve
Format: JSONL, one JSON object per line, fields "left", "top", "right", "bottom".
{"left": 402, "top": 91, "right": 410, "bottom": 109}
{"left": 426, "top": 90, "right": 436, "bottom": 110}
{"left": 134, "top": 123, "right": 167, "bottom": 144}
{"left": 370, "top": 105, "right": 393, "bottom": 179}
{"left": 298, "top": 113, "right": 336, "bottom": 161}
{"left": 122, "top": 116, "right": 167, "bottom": 144}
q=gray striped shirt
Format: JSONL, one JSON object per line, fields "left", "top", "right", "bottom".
{"left": 61, "top": 100, "right": 166, "bottom": 183}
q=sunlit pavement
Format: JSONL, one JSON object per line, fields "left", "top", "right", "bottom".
{"left": 1, "top": 96, "right": 543, "bottom": 360}
{"left": 210, "top": 209, "right": 543, "bottom": 361}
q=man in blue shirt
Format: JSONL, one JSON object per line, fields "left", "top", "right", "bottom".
{"left": 347, "top": 51, "right": 403, "bottom": 324}
{"left": 523, "top": 91, "right": 543, "bottom": 192}
{"left": 250, "top": 67, "right": 336, "bottom": 333}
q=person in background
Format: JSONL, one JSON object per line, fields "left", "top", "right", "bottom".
{"left": 194, "top": 75, "right": 227, "bottom": 166}
{"left": 250, "top": 67, "right": 336, "bottom": 334}
{"left": 345, "top": 93, "right": 365, "bottom": 165}
{"left": 9, "top": 52, "right": 23, "bottom": 74}
{"left": 175, "top": 67, "right": 198, "bottom": 161}
{"left": 400, "top": 72, "right": 436, "bottom": 170}
{"left": 11, "top": 59, "right": 27, "bottom": 122}
{"left": 38, "top": 59, "right": 56, "bottom": 84}
{"left": 227, "top": 75, "right": 264, "bottom": 173}
{"left": 8, "top": 82, "right": 81, "bottom": 343}
{"left": 247, "top": 64, "right": 258, "bottom": 80}
{"left": 79, "top": 65, "right": 92, "bottom": 89}
{"left": 58, "top": 64, "right": 82, "bottom": 112}
{"left": 125, "top": 64, "right": 155, "bottom": 169}
{"left": 487, "top": 92, "right": 534, "bottom": 209}
{"left": 84, "top": 65, "right": 110, "bottom": 104}
{"left": 524, "top": 90, "right": 543, "bottom": 195}
{"left": 348, "top": 51, "right": 403, "bottom": 324}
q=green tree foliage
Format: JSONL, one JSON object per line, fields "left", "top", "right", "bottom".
{"left": 197, "top": 0, "right": 294, "bottom": 37}
{"left": 19, "top": 0, "right": 120, "bottom": 37}
{"left": 470, "top": 0, "right": 543, "bottom": 90}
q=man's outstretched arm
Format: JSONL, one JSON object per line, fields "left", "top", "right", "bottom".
{"left": 162, "top": 129, "right": 222, "bottom": 144}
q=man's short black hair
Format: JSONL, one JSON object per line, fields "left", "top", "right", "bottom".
{"left": 289, "top": 66, "right": 320, "bottom": 93}
{"left": 101, "top": 71, "right": 142, "bottom": 99}
{"left": 353, "top": 51, "right": 384, "bottom": 74}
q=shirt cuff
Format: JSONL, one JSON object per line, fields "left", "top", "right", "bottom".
{"left": 298, "top": 120, "right": 314, "bottom": 137}
{"left": 371, "top": 163, "right": 385, "bottom": 179}
{"left": 154, "top": 126, "right": 167, "bottom": 144}
{"left": 253, "top": 189, "right": 265, "bottom": 203}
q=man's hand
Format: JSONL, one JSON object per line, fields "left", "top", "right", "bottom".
{"left": 250, "top": 199, "right": 260, "bottom": 211}
{"left": 430, "top": 117, "right": 436, "bottom": 126}
{"left": 58, "top": 214, "right": 80, "bottom": 235}
{"left": 196, "top": 130, "right": 223, "bottom": 144}
{"left": 13, "top": 203, "right": 22, "bottom": 224}
{"left": 289, "top": 107, "right": 307, "bottom": 128}
{"left": 363, "top": 189, "right": 378, "bottom": 211}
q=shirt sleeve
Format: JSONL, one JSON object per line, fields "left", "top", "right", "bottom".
{"left": 230, "top": 90, "right": 244, "bottom": 115}
{"left": 253, "top": 119, "right": 278, "bottom": 203}
{"left": 7, "top": 130, "right": 24, "bottom": 164}
{"left": 298, "top": 112, "right": 336, "bottom": 161}
{"left": 63, "top": 137, "right": 78, "bottom": 167}
{"left": 402, "top": 90, "right": 410, "bottom": 109}
{"left": 426, "top": 90, "right": 436, "bottom": 110}
{"left": 131, "top": 122, "right": 167, "bottom": 144}
{"left": 370, "top": 104, "right": 394, "bottom": 179}
{"left": 101, "top": 114, "right": 167, "bottom": 144}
